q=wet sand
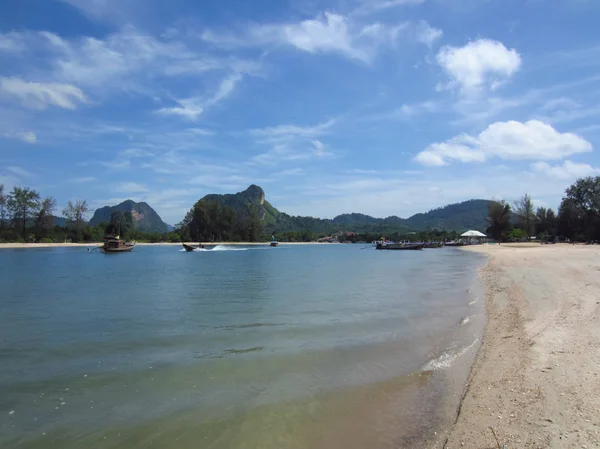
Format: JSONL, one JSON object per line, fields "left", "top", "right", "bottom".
{"left": 443, "top": 244, "right": 600, "bottom": 448}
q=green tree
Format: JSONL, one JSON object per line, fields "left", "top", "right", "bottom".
{"left": 562, "top": 176, "right": 600, "bottom": 241}
{"left": 35, "top": 197, "right": 57, "bottom": 241}
{"left": 7, "top": 186, "right": 41, "bottom": 241}
{"left": 486, "top": 200, "right": 512, "bottom": 241}
{"left": 513, "top": 193, "right": 535, "bottom": 238}
{"left": 63, "top": 199, "right": 89, "bottom": 242}
{"left": 0, "top": 184, "right": 6, "bottom": 233}
{"left": 247, "top": 206, "right": 263, "bottom": 242}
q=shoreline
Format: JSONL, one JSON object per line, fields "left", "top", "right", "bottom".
{"left": 442, "top": 244, "right": 600, "bottom": 448}
{"left": 0, "top": 241, "right": 325, "bottom": 249}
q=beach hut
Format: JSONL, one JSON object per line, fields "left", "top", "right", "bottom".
{"left": 461, "top": 230, "right": 486, "bottom": 244}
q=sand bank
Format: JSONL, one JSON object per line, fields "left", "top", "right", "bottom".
{"left": 443, "top": 244, "right": 600, "bottom": 448}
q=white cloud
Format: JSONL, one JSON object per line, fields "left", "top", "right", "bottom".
{"left": 114, "top": 182, "right": 149, "bottom": 193}
{"left": 156, "top": 73, "right": 242, "bottom": 121}
{"left": 0, "top": 32, "right": 24, "bottom": 52}
{"left": 415, "top": 120, "right": 592, "bottom": 165}
{"left": 251, "top": 119, "right": 335, "bottom": 140}
{"left": 436, "top": 39, "right": 521, "bottom": 95}
{"left": 157, "top": 98, "right": 204, "bottom": 121}
{"left": 19, "top": 131, "right": 37, "bottom": 143}
{"left": 202, "top": 14, "right": 442, "bottom": 63}
{"left": 0, "top": 77, "right": 87, "bottom": 110}
{"left": 531, "top": 160, "right": 600, "bottom": 180}
{"left": 412, "top": 20, "right": 443, "bottom": 47}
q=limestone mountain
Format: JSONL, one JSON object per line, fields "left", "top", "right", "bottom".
{"left": 90, "top": 200, "right": 169, "bottom": 233}
{"left": 193, "top": 185, "right": 493, "bottom": 233}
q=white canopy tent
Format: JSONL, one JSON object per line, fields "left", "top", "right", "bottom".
{"left": 461, "top": 230, "right": 487, "bottom": 244}
{"left": 461, "top": 230, "right": 486, "bottom": 237}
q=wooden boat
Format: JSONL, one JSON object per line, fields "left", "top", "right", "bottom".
{"left": 182, "top": 243, "right": 205, "bottom": 251}
{"left": 376, "top": 242, "right": 424, "bottom": 250}
{"left": 101, "top": 236, "right": 135, "bottom": 253}
{"left": 423, "top": 242, "right": 444, "bottom": 248}
{"left": 270, "top": 237, "right": 278, "bottom": 247}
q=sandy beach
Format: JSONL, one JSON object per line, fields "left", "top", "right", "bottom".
{"left": 443, "top": 244, "right": 600, "bottom": 448}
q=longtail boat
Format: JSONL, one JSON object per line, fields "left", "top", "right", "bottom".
{"left": 182, "top": 243, "right": 205, "bottom": 252}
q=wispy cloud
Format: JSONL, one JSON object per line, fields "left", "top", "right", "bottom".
{"left": 0, "top": 77, "right": 87, "bottom": 110}
{"left": 70, "top": 176, "right": 97, "bottom": 183}
{"left": 156, "top": 73, "right": 243, "bottom": 121}
{"left": 351, "top": 0, "right": 427, "bottom": 16}
{"left": 201, "top": 13, "right": 442, "bottom": 63}
{"left": 7, "top": 166, "right": 34, "bottom": 178}
{"left": 531, "top": 160, "right": 600, "bottom": 181}
{"left": 114, "top": 182, "right": 149, "bottom": 193}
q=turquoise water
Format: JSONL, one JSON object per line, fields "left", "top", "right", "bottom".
{"left": 0, "top": 244, "right": 485, "bottom": 448}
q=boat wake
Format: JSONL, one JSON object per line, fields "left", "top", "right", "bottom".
{"left": 180, "top": 245, "right": 267, "bottom": 252}
{"left": 422, "top": 338, "right": 479, "bottom": 371}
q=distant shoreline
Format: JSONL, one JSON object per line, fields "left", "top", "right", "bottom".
{"left": 0, "top": 242, "right": 327, "bottom": 249}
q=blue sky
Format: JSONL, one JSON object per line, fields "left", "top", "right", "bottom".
{"left": 1, "top": 0, "right": 599, "bottom": 224}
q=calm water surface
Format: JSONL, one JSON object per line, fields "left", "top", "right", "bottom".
{"left": 0, "top": 244, "right": 485, "bottom": 449}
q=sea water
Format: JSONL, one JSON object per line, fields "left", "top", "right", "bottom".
{"left": 0, "top": 244, "right": 486, "bottom": 449}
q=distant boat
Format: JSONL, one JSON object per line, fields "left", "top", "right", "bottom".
{"left": 444, "top": 241, "right": 465, "bottom": 247}
{"left": 270, "top": 236, "right": 278, "bottom": 247}
{"left": 182, "top": 243, "right": 205, "bottom": 252}
{"left": 101, "top": 236, "right": 135, "bottom": 253}
{"left": 423, "top": 242, "right": 444, "bottom": 248}
{"left": 376, "top": 242, "right": 424, "bottom": 250}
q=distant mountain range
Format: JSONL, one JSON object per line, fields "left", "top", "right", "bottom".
{"left": 84, "top": 185, "right": 492, "bottom": 235}
{"left": 90, "top": 200, "right": 169, "bottom": 233}
{"left": 197, "top": 185, "right": 492, "bottom": 233}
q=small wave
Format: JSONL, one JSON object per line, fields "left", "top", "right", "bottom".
{"left": 422, "top": 338, "right": 479, "bottom": 371}
{"left": 460, "top": 316, "right": 470, "bottom": 326}
{"left": 468, "top": 297, "right": 479, "bottom": 306}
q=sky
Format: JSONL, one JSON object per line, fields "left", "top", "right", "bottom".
{"left": 1, "top": 0, "right": 599, "bottom": 225}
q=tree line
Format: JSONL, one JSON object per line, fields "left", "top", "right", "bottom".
{"left": 487, "top": 176, "right": 600, "bottom": 242}
{"left": 0, "top": 184, "right": 181, "bottom": 243}
{"left": 177, "top": 199, "right": 265, "bottom": 242}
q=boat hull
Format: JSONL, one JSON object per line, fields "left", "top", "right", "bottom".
{"left": 376, "top": 243, "right": 424, "bottom": 250}
{"left": 270, "top": 242, "right": 278, "bottom": 247}
{"left": 102, "top": 245, "right": 134, "bottom": 253}
{"left": 423, "top": 242, "right": 444, "bottom": 248}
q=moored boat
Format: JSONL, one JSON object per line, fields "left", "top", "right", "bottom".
{"left": 101, "top": 236, "right": 135, "bottom": 253}
{"left": 423, "top": 242, "right": 444, "bottom": 248}
{"left": 270, "top": 236, "right": 278, "bottom": 247}
{"left": 444, "top": 241, "right": 465, "bottom": 247}
{"left": 376, "top": 242, "right": 424, "bottom": 250}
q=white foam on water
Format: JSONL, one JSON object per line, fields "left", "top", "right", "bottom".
{"left": 422, "top": 338, "right": 479, "bottom": 371}
{"left": 460, "top": 316, "right": 470, "bottom": 326}
{"left": 468, "top": 297, "right": 479, "bottom": 306}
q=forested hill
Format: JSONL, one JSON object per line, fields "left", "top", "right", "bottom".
{"left": 189, "top": 185, "right": 492, "bottom": 233}
{"left": 90, "top": 200, "right": 169, "bottom": 233}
